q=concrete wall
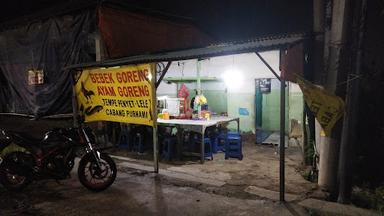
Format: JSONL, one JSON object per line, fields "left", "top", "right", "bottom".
{"left": 156, "top": 51, "right": 303, "bottom": 133}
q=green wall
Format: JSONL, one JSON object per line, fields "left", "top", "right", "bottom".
{"left": 221, "top": 87, "right": 298, "bottom": 133}
{"left": 189, "top": 90, "right": 228, "bottom": 115}
{"left": 160, "top": 81, "right": 303, "bottom": 134}
{"left": 227, "top": 93, "right": 255, "bottom": 132}
{"left": 261, "top": 89, "right": 289, "bottom": 132}
{"left": 202, "top": 90, "right": 227, "bottom": 114}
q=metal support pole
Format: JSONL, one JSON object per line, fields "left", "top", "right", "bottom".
{"left": 280, "top": 76, "right": 286, "bottom": 202}
{"left": 255, "top": 52, "right": 281, "bottom": 81}
{"left": 70, "top": 70, "right": 79, "bottom": 127}
{"left": 200, "top": 127, "right": 205, "bottom": 164}
{"left": 156, "top": 61, "right": 172, "bottom": 89}
{"left": 153, "top": 124, "right": 158, "bottom": 173}
{"left": 151, "top": 64, "right": 159, "bottom": 173}
{"left": 255, "top": 50, "right": 285, "bottom": 201}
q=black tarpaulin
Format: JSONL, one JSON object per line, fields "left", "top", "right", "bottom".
{"left": 0, "top": 10, "right": 96, "bottom": 117}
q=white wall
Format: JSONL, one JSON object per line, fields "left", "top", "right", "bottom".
{"left": 157, "top": 50, "right": 280, "bottom": 94}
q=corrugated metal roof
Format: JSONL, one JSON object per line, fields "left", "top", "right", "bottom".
{"left": 67, "top": 33, "right": 306, "bottom": 70}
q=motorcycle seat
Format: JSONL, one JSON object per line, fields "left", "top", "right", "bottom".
{"left": 11, "top": 132, "right": 43, "bottom": 145}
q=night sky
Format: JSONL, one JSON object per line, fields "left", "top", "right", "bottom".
{"left": 0, "top": 0, "right": 312, "bottom": 41}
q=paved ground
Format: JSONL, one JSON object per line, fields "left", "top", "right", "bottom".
{"left": 0, "top": 164, "right": 297, "bottom": 216}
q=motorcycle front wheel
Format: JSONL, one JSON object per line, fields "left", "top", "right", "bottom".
{"left": 78, "top": 152, "right": 116, "bottom": 192}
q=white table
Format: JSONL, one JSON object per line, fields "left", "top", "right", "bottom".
{"left": 157, "top": 116, "right": 240, "bottom": 163}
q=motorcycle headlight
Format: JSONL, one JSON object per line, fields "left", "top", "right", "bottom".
{"left": 0, "top": 129, "right": 11, "bottom": 149}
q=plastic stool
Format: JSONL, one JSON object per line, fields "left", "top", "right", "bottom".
{"left": 227, "top": 131, "right": 241, "bottom": 138}
{"left": 204, "top": 138, "right": 213, "bottom": 160}
{"left": 119, "top": 135, "right": 130, "bottom": 149}
{"left": 132, "top": 133, "right": 144, "bottom": 153}
{"left": 193, "top": 136, "right": 213, "bottom": 160}
{"left": 217, "top": 133, "right": 227, "bottom": 152}
{"left": 211, "top": 137, "right": 219, "bottom": 153}
{"left": 225, "top": 135, "right": 243, "bottom": 160}
{"left": 217, "top": 131, "right": 241, "bottom": 151}
{"left": 162, "top": 136, "right": 177, "bottom": 161}
{"left": 119, "top": 127, "right": 130, "bottom": 150}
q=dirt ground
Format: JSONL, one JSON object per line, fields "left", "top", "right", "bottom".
{"left": 0, "top": 115, "right": 316, "bottom": 196}
{"left": 0, "top": 161, "right": 299, "bottom": 216}
{"left": 0, "top": 115, "right": 317, "bottom": 213}
{"left": 109, "top": 134, "right": 317, "bottom": 197}
{"left": 1, "top": 115, "right": 380, "bottom": 215}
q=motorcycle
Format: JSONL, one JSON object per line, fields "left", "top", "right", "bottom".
{"left": 0, "top": 122, "right": 116, "bottom": 192}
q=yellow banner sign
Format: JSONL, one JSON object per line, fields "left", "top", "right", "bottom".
{"left": 297, "top": 77, "right": 345, "bottom": 136}
{"left": 75, "top": 64, "right": 155, "bottom": 126}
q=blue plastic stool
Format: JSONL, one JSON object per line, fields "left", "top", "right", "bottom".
{"left": 188, "top": 133, "right": 199, "bottom": 152}
{"left": 211, "top": 137, "right": 219, "bottom": 153}
{"left": 217, "top": 131, "right": 240, "bottom": 151}
{"left": 225, "top": 134, "right": 243, "bottom": 160}
{"left": 204, "top": 138, "right": 213, "bottom": 160}
{"left": 217, "top": 133, "right": 227, "bottom": 152}
{"left": 119, "top": 135, "right": 130, "bottom": 150}
{"left": 193, "top": 136, "right": 213, "bottom": 160}
{"left": 119, "top": 125, "right": 130, "bottom": 150}
{"left": 227, "top": 131, "right": 241, "bottom": 138}
{"left": 162, "top": 136, "right": 177, "bottom": 161}
{"left": 132, "top": 133, "right": 144, "bottom": 153}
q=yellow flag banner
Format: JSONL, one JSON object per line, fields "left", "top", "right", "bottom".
{"left": 297, "top": 77, "right": 345, "bottom": 136}
{"left": 75, "top": 64, "right": 155, "bottom": 126}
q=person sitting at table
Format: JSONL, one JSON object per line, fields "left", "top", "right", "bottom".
{"left": 190, "top": 89, "right": 199, "bottom": 110}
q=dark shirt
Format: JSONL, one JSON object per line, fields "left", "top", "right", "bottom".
{"left": 190, "top": 96, "right": 195, "bottom": 110}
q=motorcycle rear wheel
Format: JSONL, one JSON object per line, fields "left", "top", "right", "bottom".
{"left": 0, "top": 152, "right": 32, "bottom": 191}
{"left": 78, "top": 152, "right": 116, "bottom": 192}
